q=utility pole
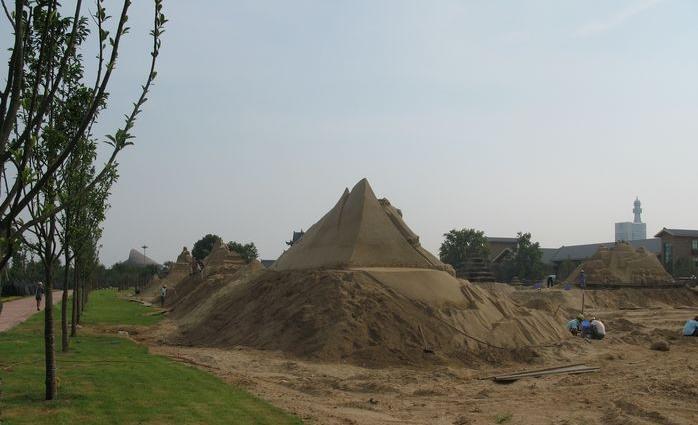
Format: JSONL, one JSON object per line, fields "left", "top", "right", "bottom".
{"left": 140, "top": 245, "right": 148, "bottom": 293}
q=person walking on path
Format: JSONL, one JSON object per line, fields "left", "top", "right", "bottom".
{"left": 35, "top": 282, "right": 44, "bottom": 311}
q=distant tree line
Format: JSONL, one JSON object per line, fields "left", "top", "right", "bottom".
{"left": 191, "top": 233, "right": 259, "bottom": 264}
{"left": 439, "top": 229, "right": 548, "bottom": 283}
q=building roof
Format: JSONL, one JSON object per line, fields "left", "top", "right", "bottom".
{"left": 547, "top": 238, "right": 661, "bottom": 263}
{"left": 486, "top": 237, "right": 518, "bottom": 244}
{"left": 540, "top": 248, "right": 559, "bottom": 265}
{"left": 654, "top": 228, "right": 698, "bottom": 238}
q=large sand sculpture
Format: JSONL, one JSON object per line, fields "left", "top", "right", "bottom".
{"left": 567, "top": 242, "right": 674, "bottom": 286}
{"left": 272, "top": 179, "right": 453, "bottom": 274}
{"left": 168, "top": 179, "right": 568, "bottom": 366}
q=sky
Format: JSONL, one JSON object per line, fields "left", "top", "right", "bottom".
{"left": 18, "top": 0, "right": 697, "bottom": 265}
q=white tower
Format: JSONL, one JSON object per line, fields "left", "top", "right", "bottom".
{"left": 633, "top": 197, "right": 642, "bottom": 223}
{"left": 615, "top": 198, "right": 647, "bottom": 241}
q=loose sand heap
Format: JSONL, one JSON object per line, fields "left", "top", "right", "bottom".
{"left": 166, "top": 179, "right": 569, "bottom": 367}
{"left": 202, "top": 239, "right": 246, "bottom": 278}
{"left": 567, "top": 242, "right": 674, "bottom": 286}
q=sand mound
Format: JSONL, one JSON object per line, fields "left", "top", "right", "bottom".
{"left": 171, "top": 269, "right": 568, "bottom": 366}
{"left": 272, "top": 179, "right": 453, "bottom": 274}
{"left": 567, "top": 242, "right": 673, "bottom": 286}
{"left": 167, "top": 260, "right": 264, "bottom": 327}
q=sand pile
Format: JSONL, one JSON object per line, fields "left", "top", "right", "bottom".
{"left": 172, "top": 269, "right": 568, "bottom": 366}
{"left": 567, "top": 242, "right": 673, "bottom": 286}
{"left": 203, "top": 239, "right": 246, "bottom": 278}
{"left": 168, "top": 179, "right": 569, "bottom": 366}
{"left": 167, "top": 260, "right": 263, "bottom": 325}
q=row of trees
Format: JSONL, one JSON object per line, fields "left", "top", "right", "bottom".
{"left": 439, "top": 228, "right": 548, "bottom": 282}
{"left": 0, "top": 0, "right": 166, "bottom": 401}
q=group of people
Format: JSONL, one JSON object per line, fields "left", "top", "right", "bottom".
{"left": 566, "top": 314, "right": 606, "bottom": 340}
{"left": 566, "top": 313, "right": 698, "bottom": 339}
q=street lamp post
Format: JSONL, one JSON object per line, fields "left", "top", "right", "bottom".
{"left": 140, "top": 245, "right": 148, "bottom": 293}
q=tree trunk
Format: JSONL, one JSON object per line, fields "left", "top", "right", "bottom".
{"left": 71, "top": 261, "right": 78, "bottom": 336}
{"left": 44, "top": 267, "right": 57, "bottom": 400}
{"left": 80, "top": 276, "right": 86, "bottom": 314}
{"left": 61, "top": 253, "right": 70, "bottom": 352}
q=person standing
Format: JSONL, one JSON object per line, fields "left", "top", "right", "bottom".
{"left": 35, "top": 282, "right": 44, "bottom": 311}
{"left": 160, "top": 285, "right": 167, "bottom": 307}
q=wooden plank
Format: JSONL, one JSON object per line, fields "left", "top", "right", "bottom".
{"left": 479, "top": 363, "right": 586, "bottom": 380}
{"left": 493, "top": 366, "right": 599, "bottom": 382}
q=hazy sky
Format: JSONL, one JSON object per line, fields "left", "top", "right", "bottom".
{"left": 66, "top": 0, "right": 698, "bottom": 265}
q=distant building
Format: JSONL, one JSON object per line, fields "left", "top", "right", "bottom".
{"left": 546, "top": 238, "right": 661, "bottom": 268}
{"left": 286, "top": 230, "right": 305, "bottom": 247}
{"left": 615, "top": 198, "right": 647, "bottom": 241}
{"left": 654, "top": 228, "right": 698, "bottom": 275}
{"left": 486, "top": 237, "right": 518, "bottom": 263}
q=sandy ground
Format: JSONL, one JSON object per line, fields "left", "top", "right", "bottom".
{"left": 0, "top": 291, "right": 67, "bottom": 332}
{"left": 132, "top": 302, "right": 698, "bottom": 425}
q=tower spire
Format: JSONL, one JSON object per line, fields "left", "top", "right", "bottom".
{"left": 633, "top": 197, "right": 642, "bottom": 223}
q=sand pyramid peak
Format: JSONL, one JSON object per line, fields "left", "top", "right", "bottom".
{"left": 272, "top": 179, "right": 451, "bottom": 272}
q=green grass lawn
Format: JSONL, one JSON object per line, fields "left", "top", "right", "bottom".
{"left": 0, "top": 289, "right": 302, "bottom": 425}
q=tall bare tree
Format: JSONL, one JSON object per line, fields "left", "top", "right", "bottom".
{"left": 0, "top": 0, "right": 166, "bottom": 278}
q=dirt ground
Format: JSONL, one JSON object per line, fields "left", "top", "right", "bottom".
{"left": 131, "top": 296, "right": 698, "bottom": 425}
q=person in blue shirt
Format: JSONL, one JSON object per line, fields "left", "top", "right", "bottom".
{"left": 683, "top": 316, "right": 698, "bottom": 336}
{"left": 580, "top": 318, "right": 592, "bottom": 338}
{"left": 566, "top": 314, "right": 584, "bottom": 335}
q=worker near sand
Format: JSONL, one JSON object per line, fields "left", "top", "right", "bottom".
{"left": 580, "top": 318, "right": 592, "bottom": 338}
{"left": 160, "top": 285, "right": 167, "bottom": 307}
{"left": 35, "top": 281, "right": 44, "bottom": 311}
{"left": 579, "top": 269, "right": 586, "bottom": 288}
{"left": 588, "top": 317, "right": 606, "bottom": 340}
{"left": 683, "top": 316, "right": 698, "bottom": 336}
{"left": 566, "top": 314, "right": 584, "bottom": 335}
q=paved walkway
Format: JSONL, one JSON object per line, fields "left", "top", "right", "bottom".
{"left": 0, "top": 291, "right": 68, "bottom": 332}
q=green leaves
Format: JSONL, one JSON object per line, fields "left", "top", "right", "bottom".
{"left": 439, "top": 228, "right": 489, "bottom": 268}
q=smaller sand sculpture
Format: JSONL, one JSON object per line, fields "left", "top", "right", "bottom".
{"left": 167, "top": 246, "right": 193, "bottom": 275}
{"left": 202, "top": 239, "right": 246, "bottom": 277}
{"left": 567, "top": 242, "right": 673, "bottom": 285}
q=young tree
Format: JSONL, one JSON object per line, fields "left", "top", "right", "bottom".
{"left": 1, "top": 0, "right": 166, "bottom": 401}
{"left": 59, "top": 139, "right": 114, "bottom": 344}
{"left": 192, "top": 234, "right": 221, "bottom": 261}
{"left": 439, "top": 228, "right": 489, "bottom": 269}
{"left": 227, "top": 241, "right": 258, "bottom": 263}
{"left": 500, "top": 232, "right": 545, "bottom": 283}
{"left": 0, "top": 0, "right": 166, "bottom": 276}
